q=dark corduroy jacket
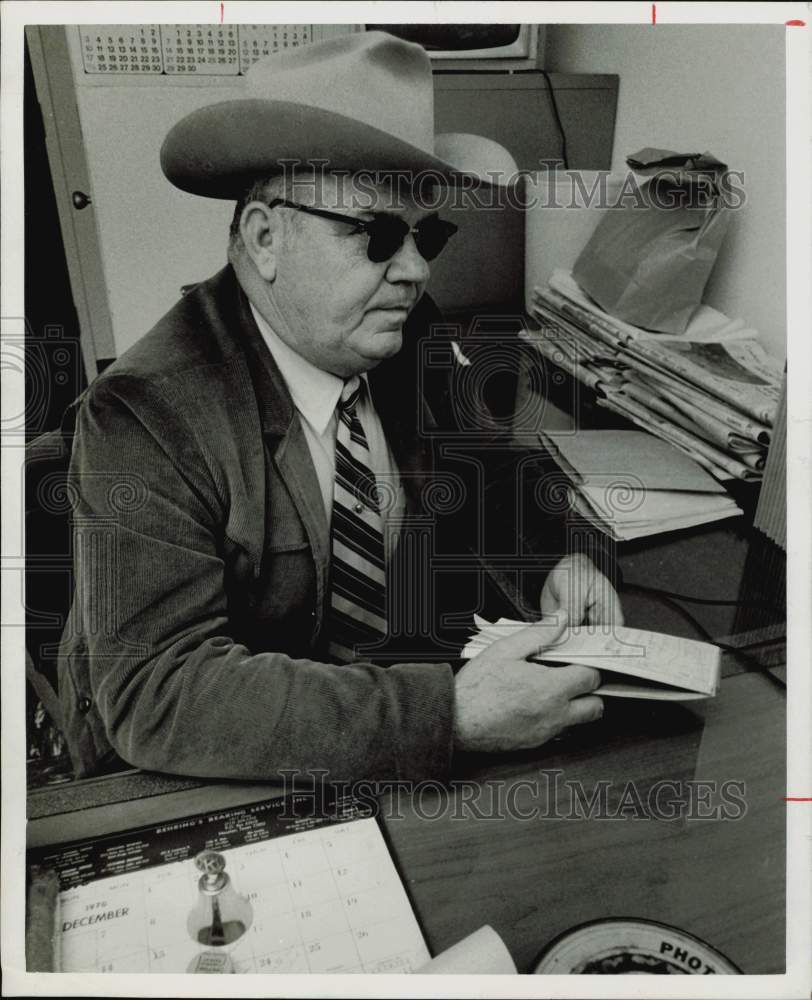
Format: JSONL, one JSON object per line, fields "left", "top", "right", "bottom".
{"left": 58, "top": 267, "right": 476, "bottom": 782}
{"left": 58, "top": 266, "right": 594, "bottom": 783}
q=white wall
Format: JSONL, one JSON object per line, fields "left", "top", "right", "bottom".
{"left": 76, "top": 83, "right": 237, "bottom": 356}
{"left": 546, "top": 25, "right": 786, "bottom": 360}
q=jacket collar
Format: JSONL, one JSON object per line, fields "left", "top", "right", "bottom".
{"left": 213, "top": 264, "right": 437, "bottom": 510}
{"left": 229, "top": 272, "right": 298, "bottom": 439}
{"left": 249, "top": 303, "right": 343, "bottom": 437}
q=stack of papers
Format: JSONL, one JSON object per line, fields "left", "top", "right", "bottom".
{"left": 525, "top": 270, "right": 784, "bottom": 482}
{"left": 463, "top": 616, "right": 721, "bottom": 701}
{"left": 540, "top": 429, "right": 741, "bottom": 540}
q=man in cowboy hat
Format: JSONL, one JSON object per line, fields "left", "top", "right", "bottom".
{"left": 58, "top": 32, "right": 622, "bottom": 782}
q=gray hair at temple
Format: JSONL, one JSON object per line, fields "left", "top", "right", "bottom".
{"left": 228, "top": 175, "right": 299, "bottom": 253}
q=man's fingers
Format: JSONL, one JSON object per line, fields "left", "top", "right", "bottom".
{"left": 565, "top": 694, "right": 604, "bottom": 727}
{"left": 553, "top": 663, "right": 602, "bottom": 696}
{"left": 540, "top": 587, "right": 576, "bottom": 622}
{"left": 493, "top": 612, "right": 569, "bottom": 659}
{"left": 609, "top": 587, "right": 625, "bottom": 627}
{"left": 586, "top": 580, "right": 625, "bottom": 628}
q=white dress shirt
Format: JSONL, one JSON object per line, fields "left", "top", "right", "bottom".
{"left": 250, "top": 304, "right": 406, "bottom": 558}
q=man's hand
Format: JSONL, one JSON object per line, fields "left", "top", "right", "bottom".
{"left": 453, "top": 613, "right": 603, "bottom": 753}
{"left": 540, "top": 553, "right": 624, "bottom": 627}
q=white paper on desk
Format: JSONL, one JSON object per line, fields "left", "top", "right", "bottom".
{"left": 578, "top": 482, "right": 738, "bottom": 531}
{"left": 464, "top": 618, "right": 721, "bottom": 697}
{"left": 568, "top": 487, "right": 738, "bottom": 541}
{"left": 415, "top": 925, "right": 516, "bottom": 974}
{"left": 541, "top": 429, "right": 726, "bottom": 493}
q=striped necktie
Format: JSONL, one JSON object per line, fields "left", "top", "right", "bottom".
{"left": 328, "top": 376, "right": 388, "bottom": 663}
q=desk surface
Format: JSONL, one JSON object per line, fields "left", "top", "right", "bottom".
{"left": 390, "top": 666, "right": 786, "bottom": 974}
{"left": 28, "top": 649, "right": 786, "bottom": 974}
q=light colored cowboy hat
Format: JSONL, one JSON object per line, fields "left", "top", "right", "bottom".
{"left": 161, "top": 31, "right": 517, "bottom": 199}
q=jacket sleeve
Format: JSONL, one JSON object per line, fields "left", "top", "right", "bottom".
{"left": 66, "top": 374, "right": 455, "bottom": 783}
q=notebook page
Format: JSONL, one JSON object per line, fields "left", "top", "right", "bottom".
{"left": 465, "top": 619, "right": 720, "bottom": 696}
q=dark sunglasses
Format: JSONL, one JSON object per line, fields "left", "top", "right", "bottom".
{"left": 267, "top": 198, "right": 458, "bottom": 263}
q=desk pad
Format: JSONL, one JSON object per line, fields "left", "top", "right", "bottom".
{"left": 29, "top": 795, "right": 429, "bottom": 974}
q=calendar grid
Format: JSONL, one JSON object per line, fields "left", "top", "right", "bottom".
{"left": 56, "top": 818, "right": 430, "bottom": 974}
{"left": 78, "top": 25, "right": 340, "bottom": 77}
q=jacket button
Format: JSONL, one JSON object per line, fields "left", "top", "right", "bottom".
{"left": 77, "top": 696, "right": 92, "bottom": 714}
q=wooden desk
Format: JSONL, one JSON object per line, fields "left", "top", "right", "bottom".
{"left": 27, "top": 647, "right": 785, "bottom": 974}
{"left": 386, "top": 665, "right": 785, "bottom": 974}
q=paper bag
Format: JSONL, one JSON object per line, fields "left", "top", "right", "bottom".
{"left": 573, "top": 149, "right": 732, "bottom": 334}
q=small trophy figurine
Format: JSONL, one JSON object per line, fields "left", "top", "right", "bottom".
{"left": 187, "top": 850, "right": 253, "bottom": 949}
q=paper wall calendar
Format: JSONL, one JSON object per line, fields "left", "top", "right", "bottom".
{"left": 76, "top": 26, "right": 355, "bottom": 77}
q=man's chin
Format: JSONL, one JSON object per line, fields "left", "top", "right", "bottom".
{"left": 364, "top": 327, "right": 404, "bottom": 358}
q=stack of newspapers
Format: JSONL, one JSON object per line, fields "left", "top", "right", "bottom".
{"left": 525, "top": 269, "right": 784, "bottom": 481}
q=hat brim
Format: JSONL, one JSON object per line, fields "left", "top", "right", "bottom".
{"left": 161, "top": 99, "right": 504, "bottom": 199}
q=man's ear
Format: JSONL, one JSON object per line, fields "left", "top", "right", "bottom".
{"left": 240, "top": 201, "right": 282, "bottom": 281}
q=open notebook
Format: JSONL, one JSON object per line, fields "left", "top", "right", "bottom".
{"left": 463, "top": 617, "right": 721, "bottom": 701}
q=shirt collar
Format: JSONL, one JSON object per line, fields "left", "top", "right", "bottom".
{"left": 249, "top": 303, "right": 343, "bottom": 436}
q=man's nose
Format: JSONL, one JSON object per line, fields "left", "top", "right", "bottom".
{"left": 385, "top": 233, "right": 431, "bottom": 284}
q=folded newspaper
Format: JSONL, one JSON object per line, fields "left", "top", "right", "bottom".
{"left": 526, "top": 269, "right": 783, "bottom": 480}
{"left": 462, "top": 616, "right": 721, "bottom": 701}
{"left": 537, "top": 270, "right": 783, "bottom": 427}
{"left": 547, "top": 269, "right": 754, "bottom": 345}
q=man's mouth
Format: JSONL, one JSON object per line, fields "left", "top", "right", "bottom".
{"left": 371, "top": 299, "right": 415, "bottom": 314}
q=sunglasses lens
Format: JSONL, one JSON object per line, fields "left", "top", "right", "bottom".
{"left": 414, "top": 218, "right": 457, "bottom": 262}
{"left": 365, "top": 216, "right": 458, "bottom": 263}
{"left": 366, "top": 217, "right": 410, "bottom": 263}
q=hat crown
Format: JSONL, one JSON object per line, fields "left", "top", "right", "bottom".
{"left": 160, "top": 30, "right": 518, "bottom": 198}
{"left": 245, "top": 32, "right": 435, "bottom": 154}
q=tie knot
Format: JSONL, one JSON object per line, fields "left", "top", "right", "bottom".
{"left": 339, "top": 376, "right": 362, "bottom": 414}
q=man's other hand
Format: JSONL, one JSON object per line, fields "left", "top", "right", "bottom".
{"left": 540, "top": 553, "right": 624, "bottom": 627}
{"left": 453, "top": 613, "right": 603, "bottom": 753}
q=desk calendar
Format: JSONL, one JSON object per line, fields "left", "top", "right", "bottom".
{"left": 29, "top": 796, "right": 430, "bottom": 974}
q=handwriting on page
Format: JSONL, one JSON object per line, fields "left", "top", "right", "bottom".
{"left": 540, "top": 627, "right": 720, "bottom": 694}
{"left": 466, "top": 618, "right": 720, "bottom": 697}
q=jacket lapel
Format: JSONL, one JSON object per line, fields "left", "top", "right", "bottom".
{"left": 215, "top": 268, "right": 437, "bottom": 606}
{"left": 230, "top": 275, "right": 331, "bottom": 606}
